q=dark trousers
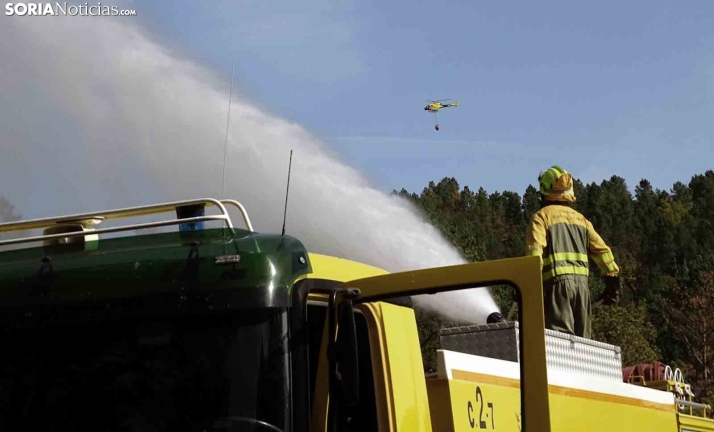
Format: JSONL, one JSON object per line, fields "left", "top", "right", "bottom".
{"left": 543, "top": 274, "right": 591, "bottom": 338}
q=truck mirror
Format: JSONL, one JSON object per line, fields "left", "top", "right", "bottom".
{"left": 328, "top": 288, "right": 361, "bottom": 412}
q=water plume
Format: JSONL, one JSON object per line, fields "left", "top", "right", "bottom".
{"left": 0, "top": 16, "right": 499, "bottom": 323}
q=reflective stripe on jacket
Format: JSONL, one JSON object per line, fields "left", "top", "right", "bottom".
{"left": 525, "top": 203, "right": 619, "bottom": 281}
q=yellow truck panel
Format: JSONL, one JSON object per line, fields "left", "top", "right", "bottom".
{"left": 428, "top": 377, "right": 522, "bottom": 432}
{"left": 380, "top": 302, "right": 433, "bottom": 432}
{"left": 679, "top": 414, "right": 714, "bottom": 432}
{"left": 306, "top": 252, "right": 389, "bottom": 281}
{"left": 427, "top": 374, "right": 680, "bottom": 432}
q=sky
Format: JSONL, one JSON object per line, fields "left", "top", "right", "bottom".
{"left": 0, "top": 7, "right": 507, "bottom": 318}
{"left": 126, "top": 0, "right": 714, "bottom": 196}
{"left": 1, "top": 0, "right": 713, "bottom": 211}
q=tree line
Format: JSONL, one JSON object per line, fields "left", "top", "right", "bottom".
{"left": 395, "top": 170, "right": 714, "bottom": 406}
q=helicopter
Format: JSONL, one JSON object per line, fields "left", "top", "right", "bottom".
{"left": 424, "top": 99, "right": 459, "bottom": 131}
{"left": 424, "top": 99, "right": 460, "bottom": 112}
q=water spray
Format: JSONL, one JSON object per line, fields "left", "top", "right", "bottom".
{"left": 0, "top": 17, "right": 501, "bottom": 324}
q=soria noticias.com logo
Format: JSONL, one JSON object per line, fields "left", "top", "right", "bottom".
{"left": 5, "top": 2, "right": 136, "bottom": 16}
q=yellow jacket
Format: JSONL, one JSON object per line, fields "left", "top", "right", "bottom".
{"left": 525, "top": 203, "right": 619, "bottom": 281}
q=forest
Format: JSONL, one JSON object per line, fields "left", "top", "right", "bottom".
{"left": 395, "top": 170, "right": 714, "bottom": 407}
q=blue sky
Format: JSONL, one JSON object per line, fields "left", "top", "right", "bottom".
{"left": 133, "top": 0, "right": 713, "bottom": 196}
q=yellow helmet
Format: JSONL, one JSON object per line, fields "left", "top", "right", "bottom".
{"left": 538, "top": 165, "right": 576, "bottom": 202}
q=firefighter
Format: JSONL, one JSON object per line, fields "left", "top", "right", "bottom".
{"left": 525, "top": 166, "right": 620, "bottom": 338}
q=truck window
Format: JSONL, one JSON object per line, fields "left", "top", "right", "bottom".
{"left": 306, "top": 302, "right": 378, "bottom": 431}
{"left": 353, "top": 310, "right": 378, "bottom": 431}
{"left": 307, "top": 302, "right": 328, "bottom": 408}
{"left": 0, "top": 308, "right": 291, "bottom": 432}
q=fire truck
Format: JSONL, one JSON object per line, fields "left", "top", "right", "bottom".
{"left": 0, "top": 197, "right": 711, "bottom": 431}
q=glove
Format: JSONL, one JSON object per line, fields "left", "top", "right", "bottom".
{"left": 602, "top": 275, "right": 621, "bottom": 305}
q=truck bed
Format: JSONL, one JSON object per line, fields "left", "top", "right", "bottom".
{"left": 425, "top": 349, "right": 703, "bottom": 432}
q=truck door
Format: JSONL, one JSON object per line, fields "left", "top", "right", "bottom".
{"left": 341, "top": 256, "right": 551, "bottom": 432}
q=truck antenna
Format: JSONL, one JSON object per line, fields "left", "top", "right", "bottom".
{"left": 221, "top": 62, "right": 235, "bottom": 200}
{"left": 281, "top": 150, "right": 293, "bottom": 236}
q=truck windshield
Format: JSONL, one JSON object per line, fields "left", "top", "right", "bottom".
{"left": 0, "top": 307, "right": 290, "bottom": 432}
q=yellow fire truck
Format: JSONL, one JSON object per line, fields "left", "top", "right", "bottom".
{"left": 0, "top": 197, "right": 711, "bottom": 432}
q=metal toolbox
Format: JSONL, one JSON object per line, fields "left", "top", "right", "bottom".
{"left": 439, "top": 321, "right": 623, "bottom": 382}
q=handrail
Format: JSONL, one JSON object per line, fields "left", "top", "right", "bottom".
{"left": 220, "top": 199, "right": 254, "bottom": 232}
{"left": 676, "top": 399, "right": 711, "bottom": 410}
{"left": 0, "top": 197, "right": 255, "bottom": 248}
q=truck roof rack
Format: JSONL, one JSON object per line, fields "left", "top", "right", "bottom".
{"left": 0, "top": 198, "right": 254, "bottom": 248}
